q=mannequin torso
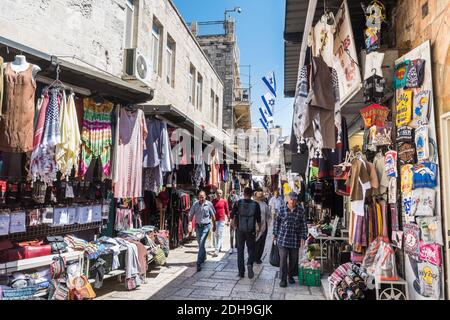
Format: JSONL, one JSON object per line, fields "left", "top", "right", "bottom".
{"left": 2, "top": 55, "right": 41, "bottom": 80}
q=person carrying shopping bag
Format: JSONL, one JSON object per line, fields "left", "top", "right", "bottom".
{"left": 273, "top": 192, "right": 308, "bottom": 287}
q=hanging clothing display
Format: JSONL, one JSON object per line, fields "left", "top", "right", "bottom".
{"left": 55, "top": 92, "right": 81, "bottom": 178}
{"left": 0, "top": 63, "right": 37, "bottom": 153}
{"left": 293, "top": 55, "right": 341, "bottom": 150}
{"left": 79, "top": 98, "right": 114, "bottom": 178}
{"left": 143, "top": 117, "right": 172, "bottom": 172}
{"left": 113, "top": 108, "right": 147, "bottom": 199}
{"left": 30, "top": 88, "right": 61, "bottom": 184}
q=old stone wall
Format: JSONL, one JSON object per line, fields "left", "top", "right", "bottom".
{"left": 395, "top": 0, "right": 450, "bottom": 115}
{"left": 0, "top": 0, "right": 225, "bottom": 138}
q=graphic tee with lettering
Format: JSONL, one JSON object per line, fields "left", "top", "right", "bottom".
{"left": 396, "top": 126, "right": 414, "bottom": 143}
{"left": 400, "top": 165, "right": 414, "bottom": 194}
{"left": 418, "top": 262, "right": 440, "bottom": 299}
{"left": 396, "top": 90, "right": 413, "bottom": 126}
{"left": 413, "top": 162, "right": 438, "bottom": 189}
{"left": 415, "top": 125, "right": 430, "bottom": 162}
{"left": 398, "top": 142, "right": 416, "bottom": 165}
{"left": 384, "top": 151, "right": 398, "bottom": 177}
{"left": 411, "top": 188, "right": 436, "bottom": 217}
{"left": 412, "top": 90, "right": 430, "bottom": 127}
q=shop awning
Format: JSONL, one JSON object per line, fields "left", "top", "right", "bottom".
{"left": 0, "top": 36, "right": 154, "bottom": 103}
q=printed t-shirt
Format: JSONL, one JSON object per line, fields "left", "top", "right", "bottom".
{"left": 396, "top": 90, "right": 413, "bottom": 126}
{"left": 411, "top": 188, "right": 435, "bottom": 217}
{"left": 411, "top": 90, "right": 430, "bottom": 127}
{"left": 413, "top": 162, "right": 438, "bottom": 189}
{"left": 415, "top": 125, "right": 430, "bottom": 163}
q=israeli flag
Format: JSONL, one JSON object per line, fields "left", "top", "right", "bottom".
{"left": 261, "top": 92, "right": 275, "bottom": 117}
{"left": 262, "top": 71, "right": 276, "bottom": 97}
{"left": 259, "top": 118, "right": 268, "bottom": 132}
{"left": 259, "top": 107, "right": 270, "bottom": 125}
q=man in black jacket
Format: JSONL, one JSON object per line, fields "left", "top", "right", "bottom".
{"left": 231, "top": 187, "right": 261, "bottom": 279}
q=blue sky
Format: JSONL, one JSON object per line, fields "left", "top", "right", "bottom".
{"left": 173, "top": 0, "right": 294, "bottom": 136}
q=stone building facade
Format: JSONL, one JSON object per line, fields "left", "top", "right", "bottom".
{"left": 194, "top": 20, "right": 251, "bottom": 132}
{"left": 0, "top": 0, "right": 225, "bottom": 139}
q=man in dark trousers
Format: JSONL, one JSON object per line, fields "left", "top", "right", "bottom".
{"left": 273, "top": 192, "right": 308, "bottom": 287}
{"left": 231, "top": 187, "right": 261, "bottom": 279}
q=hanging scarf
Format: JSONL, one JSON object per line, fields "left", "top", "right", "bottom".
{"left": 56, "top": 92, "right": 81, "bottom": 178}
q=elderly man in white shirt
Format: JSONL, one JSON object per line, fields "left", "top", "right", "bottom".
{"left": 269, "top": 190, "right": 284, "bottom": 220}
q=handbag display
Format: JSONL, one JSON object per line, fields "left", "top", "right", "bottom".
{"left": 46, "top": 235, "right": 68, "bottom": 254}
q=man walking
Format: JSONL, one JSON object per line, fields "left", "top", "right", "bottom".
{"left": 231, "top": 187, "right": 261, "bottom": 279}
{"left": 212, "top": 189, "right": 229, "bottom": 257}
{"left": 254, "top": 191, "right": 271, "bottom": 264}
{"left": 227, "top": 189, "right": 239, "bottom": 254}
{"left": 273, "top": 192, "right": 307, "bottom": 287}
{"left": 189, "top": 191, "right": 216, "bottom": 272}
{"left": 269, "top": 190, "right": 284, "bottom": 220}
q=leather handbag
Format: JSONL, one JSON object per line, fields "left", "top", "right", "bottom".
{"left": 46, "top": 236, "right": 68, "bottom": 254}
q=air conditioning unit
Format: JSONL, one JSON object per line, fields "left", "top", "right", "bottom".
{"left": 123, "top": 48, "right": 151, "bottom": 85}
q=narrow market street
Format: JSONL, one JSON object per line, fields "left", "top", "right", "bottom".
{"left": 95, "top": 225, "right": 325, "bottom": 300}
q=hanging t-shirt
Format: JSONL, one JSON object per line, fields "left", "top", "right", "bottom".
{"left": 360, "top": 104, "right": 389, "bottom": 128}
{"left": 405, "top": 59, "right": 426, "bottom": 89}
{"left": 402, "top": 194, "right": 414, "bottom": 221}
{"left": 411, "top": 90, "right": 430, "bottom": 127}
{"left": 398, "top": 142, "right": 416, "bottom": 165}
{"left": 400, "top": 165, "right": 414, "bottom": 194}
{"left": 384, "top": 150, "right": 398, "bottom": 177}
{"left": 373, "top": 122, "right": 393, "bottom": 147}
{"left": 396, "top": 125, "right": 414, "bottom": 143}
{"left": 364, "top": 52, "right": 385, "bottom": 80}
{"left": 415, "top": 125, "right": 430, "bottom": 162}
{"left": 418, "top": 262, "right": 441, "bottom": 299}
{"left": 411, "top": 188, "right": 436, "bottom": 217}
{"left": 393, "top": 60, "right": 411, "bottom": 89}
{"left": 396, "top": 90, "right": 413, "bottom": 126}
{"left": 403, "top": 223, "right": 420, "bottom": 260}
{"left": 388, "top": 177, "right": 397, "bottom": 204}
{"left": 364, "top": 75, "right": 386, "bottom": 104}
{"left": 417, "top": 216, "right": 444, "bottom": 245}
{"left": 413, "top": 162, "right": 438, "bottom": 189}
{"left": 419, "top": 241, "right": 442, "bottom": 267}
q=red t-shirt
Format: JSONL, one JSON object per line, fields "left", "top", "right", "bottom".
{"left": 212, "top": 198, "right": 230, "bottom": 221}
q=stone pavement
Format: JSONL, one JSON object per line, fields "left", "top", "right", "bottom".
{"left": 95, "top": 225, "right": 326, "bottom": 300}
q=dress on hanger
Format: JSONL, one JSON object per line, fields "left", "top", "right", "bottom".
{"left": 0, "top": 63, "right": 37, "bottom": 153}
{"left": 113, "top": 108, "right": 148, "bottom": 199}
{"left": 80, "top": 98, "right": 114, "bottom": 177}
